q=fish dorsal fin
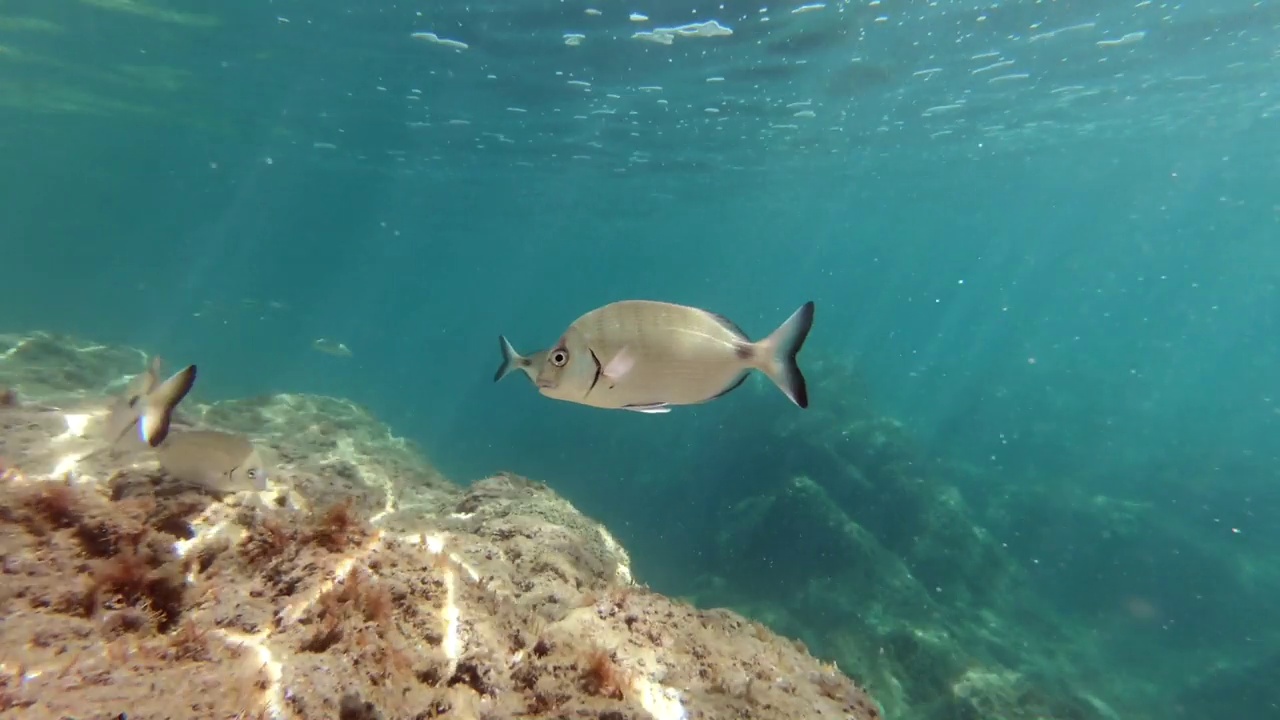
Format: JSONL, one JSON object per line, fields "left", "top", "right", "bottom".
{"left": 704, "top": 310, "right": 749, "bottom": 341}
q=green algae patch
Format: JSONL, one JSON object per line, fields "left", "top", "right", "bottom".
{"left": 0, "top": 78, "right": 158, "bottom": 117}
{"left": 78, "top": 0, "right": 220, "bottom": 27}
{"left": 0, "top": 17, "right": 65, "bottom": 33}
{"left": 112, "top": 63, "right": 191, "bottom": 93}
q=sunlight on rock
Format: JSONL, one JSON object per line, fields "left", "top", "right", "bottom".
{"left": 0, "top": 332, "right": 881, "bottom": 719}
{"left": 55, "top": 412, "right": 91, "bottom": 441}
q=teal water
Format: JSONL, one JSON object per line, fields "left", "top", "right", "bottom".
{"left": 3, "top": 0, "right": 1279, "bottom": 718}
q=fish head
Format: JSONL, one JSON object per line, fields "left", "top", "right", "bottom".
{"left": 534, "top": 328, "right": 592, "bottom": 399}
{"left": 230, "top": 448, "right": 270, "bottom": 492}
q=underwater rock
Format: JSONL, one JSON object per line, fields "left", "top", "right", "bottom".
{"left": 1176, "top": 650, "right": 1280, "bottom": 718}
{"left": 0, "top": 331, "right": 152, "bottom": 405}
{"left": 0, "top": 331, "right": 881, "bottom": 720}
{"left": 944, "top": 667, "right": 1120, "bottom": 720}
{"left": 687, "top": 356, "right": 1125, "bottom": 720}
{"left": 705, "top": 473, "right": 967, "bottom": 716}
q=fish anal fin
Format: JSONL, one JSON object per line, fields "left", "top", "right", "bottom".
{"left": 703, "top": 371, "right": 749, "bottom": 403}
{"left": 622, "top": 402, "right": 671, "bottom": 414}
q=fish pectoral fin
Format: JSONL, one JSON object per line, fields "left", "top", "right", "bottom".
{"left": 602, "top": 347, "right": 636, "bottom": 381}
{"left": 623, "top": 402, "right": 671, "bottom": 414}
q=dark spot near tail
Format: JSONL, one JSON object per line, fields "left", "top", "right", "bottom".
{"left": 734, "top": 344, "right": 754, "bottom": 361}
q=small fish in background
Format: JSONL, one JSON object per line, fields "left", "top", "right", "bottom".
{"left": 103, "top": 357, "right": 197, "bottom": 449}
{"left": 493, "top": 335, "right": 548, "bottom": 383}
{"left": 155, "top": 429, "right": 269, "bottom": 493}
{"left": 313, "top": 338, "right": 353, "bottom": 358}
{"left": 0, "top": 386, "right": 17, "bottom": 407}
{"left": 527, "top": 299, "right": 815, "bottom": 414}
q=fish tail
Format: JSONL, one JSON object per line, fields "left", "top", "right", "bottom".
{"left": 755, "top": 301, "right": 815, "bottom": 408}
{"left": 139, "top": 364, "right": 197, "bottom": 447}
{"left": 494, "top": 335, "right": 523, "bottom": 382}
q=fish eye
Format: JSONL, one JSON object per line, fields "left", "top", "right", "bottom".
{"left": 247, "top": 469, "right": 258, "bottom": 479}
{"left": 551, "top": 349, "right": 569, "bottom": 367}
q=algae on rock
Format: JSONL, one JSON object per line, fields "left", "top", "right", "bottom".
{"left": 0, "top": 331, "right": 881, "bottom": 720}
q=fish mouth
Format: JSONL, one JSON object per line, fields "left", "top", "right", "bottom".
{"left": 535, "top": 379, "right": 553, "bottom": 389}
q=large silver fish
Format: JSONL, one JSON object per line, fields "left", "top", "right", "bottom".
{"left": 530, "top": 300, "right": 815, "bottom": 413}
{"left": 155, "top": 430, "right": 269, "bottom": 493}
{"left": 104, "top": 358, "right": 197, "bottom": 449}
{"left": 493, "top": 336, "right": 548, "bottom": 384}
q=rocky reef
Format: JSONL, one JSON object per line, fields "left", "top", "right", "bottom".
{"left": 0, "top": 331, "right": 880, "bottom": 720}
{"left": 639, "top": 357, "right": 1280, "bottom": 720}
{"left": 6, "top": 331, "right": 1275, "bottom": 720}
{"left": 658, "top": 361, "right": 1116, "bottom": 720}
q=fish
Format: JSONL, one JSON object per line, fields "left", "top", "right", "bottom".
{"left": 493, "top": 335, "right": 548, "bottom": 383}
{"left": 154, "top": 430, "right": 269, "bottom": 493}
{"left": 312, "top": 338, "right": 353, "bottom": 358}
{"left": 103, "top": 358, "right": 197, "bottom": 449}
{"left": 531, "top": 300, "right": 815, "bottom": 413}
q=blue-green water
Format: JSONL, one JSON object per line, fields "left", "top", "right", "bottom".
{"left": 4, "top": 0, "right": 1279, "bottom": 718}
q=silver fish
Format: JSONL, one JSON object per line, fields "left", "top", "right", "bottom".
{"left": 531, "top": 300, "right": 815, "bottom": 413}
{"left": 104, "top": 358, "right": 197, "bottom": 449}
{"left": 155, "top": 430, "right": 268, "bottom": 493}
{"left": 312, "top": 338, "right": 353, "bottom": 358}
{"left": 493, "top": 336, "right": 548, "bottom": 384}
